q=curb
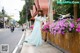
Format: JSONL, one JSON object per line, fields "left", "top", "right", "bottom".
{"left": 12, "top": 31, "right": 26, "bottom": 53}
{"left": 0, "top": 28, "right": 5, "bottom": 32}
{"left": 20, "top": 29, "right": 32, "bottom": 53}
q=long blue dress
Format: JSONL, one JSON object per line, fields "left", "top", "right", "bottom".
{"left": 25, "top": 15, "right": 45, "bottom": 46}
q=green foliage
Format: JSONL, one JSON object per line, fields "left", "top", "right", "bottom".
{"left": 18, "top": 11, "right": 26, "bottom": 25}
{"left": 53, "top": 0, "right": 80, "bottom": 19}
{"left": 0, "top": 12, "right": 3, "bottom": 18}
{"left": 53, "top": 1, "right": 72, "bottom": 20}
{"left": 22, "top": 5, "right": 26, "bottom": 18}
{"left": 78, "top": 4, "right": 80, "bottom": 18}
{"left": 18, "top": 0, "right": 33, "bottom": 25}
{"left": 53, "top": 1, "right": 71, "bottom": 14}
{"left": 29, "top": 0, "right": 34, "bottom": 10}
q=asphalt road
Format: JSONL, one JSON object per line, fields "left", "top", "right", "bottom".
{"left": 0, "top": 28, "right": 23, "bottom": 53}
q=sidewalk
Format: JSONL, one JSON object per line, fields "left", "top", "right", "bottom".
{"left": 0, "top": 28, "right": 7, "bottom": 32}
{"left": 20, "top": 29, "right": 63, "bottom": 53}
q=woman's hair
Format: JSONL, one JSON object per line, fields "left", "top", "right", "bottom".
{"left": 38, "top": 10, "right": 44, "bottom": 17}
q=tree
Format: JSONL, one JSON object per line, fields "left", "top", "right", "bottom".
{"left": 53, "top": 1, "right": 71, "bottom": 14}
{"left": 53, "top": 0, "right": 80, "bottom": 20}
{"left": 73, "top": 0, "right": 80, "bottom": 20}
{"left": 18, "top": 11, "right": 26, "bottom": 25}
{"left": 53, "top": 1, "right": 72, "bottom": 20}
{"left": 18, "top": 0, "right": 34, "bottom": 25}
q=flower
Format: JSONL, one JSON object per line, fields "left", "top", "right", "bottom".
{"left": 69, "top": 23, "right": 75, "bottom": 28}
{"left": 30, "top": 25, "right": 34, "bottom": 29}
{"left": 42, "top": 18, "right": 80, "bottom": 35}
{"left": 50, "top": 18, "right": 75, "bottom": 35}
{"left": 42, "top": 22, "right": 50, "bottom": 32}
{"left": 76, "top": 18, "right": 80, "bottom": 32}
{"left": 76, "top": 23, "right": 80, "bottom": 32}
{"left": 76, "top": 18, "right": 80, "bottom": 22}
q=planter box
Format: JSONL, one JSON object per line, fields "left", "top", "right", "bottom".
{"left": 41, "top": 31, "right": 47, "bottom": 41}
{"left": 42, "top": 31, "right": 80, "bottom": 53}
{"left": 58, "top": 34, "right": 65, "bottom": 49}
{"left": 47, "top": 32, "right": 55, "bottom": 44}
{"left": 54, "top": 34, "right": 60, "bottom": 46}
{"left": 79, "top": 33, "right": 80, "bottom": 53}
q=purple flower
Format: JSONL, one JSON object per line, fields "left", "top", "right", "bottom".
{"left": 76, "top": 28, "right": 80, "bottom": 32}
{"left": 69, "top": 28, "right": 72, "bottom": 31}
{"left": 77, "top": 18, "right": 80, "bottom": 22}
{"left": 76, "top": 24, "right": 80, "bottom": 32}
{"left": 61, "top": 31, "right": 65, "bottom": 35}
{"left": 42, "top": 22, "right": 50, "bottom": 32}
{"left": 50, "top": 18, "right": 75, "bottom": 35}
{"left": 30, "top": 25, "right": 34, "bottom": 29}
{"left": 69, "top": 23, "right": 75, "bottom": 28}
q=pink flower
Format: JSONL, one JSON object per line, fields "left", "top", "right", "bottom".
{"left": 69, "top": 23, "right": 75, "bottom": 28}
{"left": 42, "top": 22, "right": 50, "bottom": 32}
{"left": 30, "top": 25, "right": 34, "bottom": 29}
{"left": 76, "top": 24, "right": 80, "bottom": 32}
{"left": 77, "top": 18, "right": 80, "bottom": 22}
{"left": 50, "top": 18, "right": 75, "bottom": 35}
{"left": 76, "top": 28, "right": 80, "bottom": 32}
{"left": 69, "top": 28, "right": 72, "bottom": 31}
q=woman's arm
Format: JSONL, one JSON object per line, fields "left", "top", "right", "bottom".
{"left": 33, "top": 11, "right": 38, "bottom": 18}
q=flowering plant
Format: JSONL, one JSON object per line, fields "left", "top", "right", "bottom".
{"left": 42, "top": 22, "right": 50, "bottom": 32}
{"left": 76, "top": 18, "right": 80, "bottom": 32}
{"left": 50, "top": 18, "right": 75, "bottom": 35}
{"left": 76, "top": 18, "right": 80, "bottom": 22}
{"left": 30, "top": 25, "right": 34, "bottom": 29}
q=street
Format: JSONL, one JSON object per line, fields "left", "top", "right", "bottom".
{"left": 0, "top": 28, "right": 23, "bottom": 53}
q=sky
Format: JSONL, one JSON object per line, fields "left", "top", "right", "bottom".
{"left": 0, "top": 0, "right": 25, "bottom": 21}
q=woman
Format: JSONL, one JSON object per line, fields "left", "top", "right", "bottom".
{"left": 24, "top": 10, "right": 46, "bottom": 46}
